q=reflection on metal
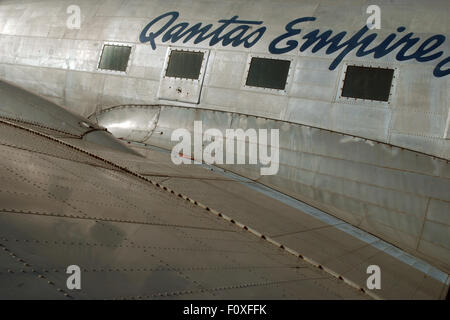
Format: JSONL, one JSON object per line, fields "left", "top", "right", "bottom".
{"left": 94, "top": 104, "right": 450, "bottom": 274}
{"left": 445, "top": 112, "right": 450, "bottom": 139}
{"left": 0, "top": 0, "right": 448, "bottom": 159}
{"left": 0, "top": 0, "right": 449, "bottom": 300}
{"left": 0, "top": 80, "right": 140, "bottom": 156}
{"left": 1, "top": 118, "right": 363, "bottom": 299}
{"left": 0, "top": 85, "right": 370, "bottom": 299}
{"left": 210, "top": 164, "right": 450, "bottom": 285}
{"left": 145, "top": 143, "right": 450, "bottom": 285}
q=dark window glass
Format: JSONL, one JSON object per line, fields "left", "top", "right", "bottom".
{"left": 165, "top": 50, "right": 204, "bottom": 80}
{"left": 246, "top": 57, "right": 291, "bottom": 90}
{"left": 98, "top": 45, "right": 132, "bottom": 72}
{"left": 341, "top": 66, "right": 394, "bottom": 102}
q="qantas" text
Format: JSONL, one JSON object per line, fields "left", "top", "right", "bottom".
{"left": 140, "top": 11, "right": 449, "bottom": 78}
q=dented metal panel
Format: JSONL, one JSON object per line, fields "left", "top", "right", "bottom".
{"left": 158, "top": 48, "right": 210, "bottom": 104}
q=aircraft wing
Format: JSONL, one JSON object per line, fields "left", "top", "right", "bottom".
{"left": 0, "top": 80, "right": 448, "bottom": 300}
{"left": 0, "top": 81, "right": 371, "bottom": 300}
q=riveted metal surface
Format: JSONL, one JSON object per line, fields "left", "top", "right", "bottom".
{"left": 91, "top": 105, "right": 160, "bottom": 143}
{"left": 0, "top": 0, "right": 448, "bottom": 159}
{"left": 0, "top": 244, "right": 69, "bottom": 300}
{"left": 0, "top": 119, "right": 370, "bottom": 299}
{"left": 0, "top": 14, "right": 448, "bottom": 297}
{"left": 95, "top": 104, "right": 450, "bottom": 275}
{"left": 0, "top": 80, "right": 139, "bottom": 156}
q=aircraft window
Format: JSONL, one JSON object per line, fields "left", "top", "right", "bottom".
{"left": 246, "top": 57, "right": 291, "bottom": 90}
{"left": 98, "top": 44, "right": 132, "bottom": 72}
{"left": 165, "top": 50, "right": 204, "bottom": 80}
{"left": 341, "top": 66, "right": 394, "bottom": 102}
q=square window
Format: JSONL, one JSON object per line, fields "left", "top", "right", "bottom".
{"left": 165, "top": 50, "right": 204, "bottom": 80}
{"left": 341, "top": 66, "right": 394, "bottom": 102}
{"left": 246, "top": 57, "right": 291, "bottom": 90}
{"left": 98, "top": 45, "right": 132, "bottom": 72}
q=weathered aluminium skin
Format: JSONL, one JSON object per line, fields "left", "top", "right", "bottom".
{"left": 93, "top": 103, "right": 450, "bottom": 275}
{"left": 0, "top": 0, "right": 449, "bottom": 299}
{"left": 0, "top": 79, "right": 448, "bottom": 299}
{"left": 0, "top": 0, "right": 448, "bottom": 158}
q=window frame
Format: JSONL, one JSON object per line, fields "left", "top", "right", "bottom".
{"left": 336, "top": 63, "right": 398, "bottom": 105}
{"left": 161, "top": 47, "right": 209, "bottom": 83}
{"left": 97, "top": 42, "right": 134, "bottom": 74}
{"left": 242, "top": 54, "right": 293, "bottom": 94}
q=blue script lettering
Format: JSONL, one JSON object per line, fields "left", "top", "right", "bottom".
{"left": 140, "top": 12, "right": 449, "bottom": 78}
{"left": 268, "top": 17, "right": 316, "bottom": 54}
{"left": 434, "top": 56, "right": 450, "bottom": 77}
{"left": 269, "top": 18, "right": 449, "bottom": 77}
{"left": 140, "top": 11, "right": 266, "bottom": 50}
{"left": 140, "top": 11, "right": 179, "bottom": 50}
{"left": 299, "top": 26, "right": 377, "bottom": 69}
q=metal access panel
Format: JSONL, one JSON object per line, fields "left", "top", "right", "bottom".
{"left": 158, "top": 48, "right": 209, "bottom": 104}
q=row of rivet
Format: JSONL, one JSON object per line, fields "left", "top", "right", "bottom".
{"left": 0, "top": 119, "right": 378, "bottom": 299}
{"left": 0, "top": 243, "right": 72, "bottom": 298}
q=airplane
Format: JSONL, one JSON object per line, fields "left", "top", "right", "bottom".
{"left": 0, "top": 0, "right": 448, "bottom": 300}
